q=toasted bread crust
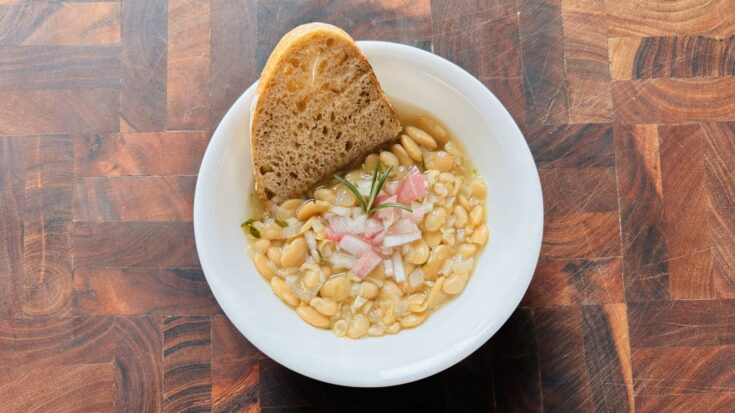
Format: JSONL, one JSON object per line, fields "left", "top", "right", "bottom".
{"left": 251, "top": 23, "right": 401, "bottom": 201}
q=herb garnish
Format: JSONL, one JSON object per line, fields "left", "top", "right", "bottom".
{"left": 333, "top": 162, "right": 412, "bottom": 215}
{"left": 241, "top": 219, "right": 261, "bottom": 238}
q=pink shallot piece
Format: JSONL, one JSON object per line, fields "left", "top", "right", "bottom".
{"left": 327, "top": 215, "right": 366, "bottom": 236}
{"left": 401, "top": 205, "right": 427, "bottom": 224}
{"left": 364, "top": 218, "right": 383, "bottom": 238}
{"left": 388, "top": 218, "right": 420, "bottom": 235}
{"left": 338, "top": 234, "right": 372, "bottom": 257}
{"left": 396, "top": 166, "right": 427, "bottom": 204}
{"left": 352, "top": 249, "right": 382, "bottom": 277}
{"left": 326, "top": 227, "right": 342, "bottom": 242}
{"left": 374, "top": 194, "right": 400, "bottom": 224}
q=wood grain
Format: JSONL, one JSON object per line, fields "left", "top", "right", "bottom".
{"left": 0, "top": 137, "right": 23, "bottom": 316}
{"left": 659, "top": 124, "right": 713, "bottom": 299}
{"left": 492, "top": 308, "right": 542, "bottom": 413}
{"left": 524, "top": 257, "right": 623, "bottom": 306}
{"left": 73, "top": 268, "right": 219, "bottom": 316}
{"left": 73, "top": 222, "right": 200, "bottom": 268}
{"left": 0, "top": 316, "right": 116, "bottom": 367}
{"left": 73, "top": 176, "right": 195, "bottom": 221}
{"left": 482, "top": 76, "right": 527, "bottom": 127}
{"left": 541, "top": 212, "right": 620, "bottom": 258}
{"left": 633, "top": 345, "right": 735, "bottom": 395}
{"left": 167, "top": 0, "right": 210, "bottom": 131}
{"left": 612, "top": 78, "right": 735, "bottom": 124}
{"left": 256, "top": 0, "right": 432, "bottom": 71}
{"left": 212, "top": 315, "right": 259, "bottom": 413}
{"left": 75, "top": 132, "right": 209, "bottom": 177}
{"left": 536, "top": 307, "right": 594, "bottom": 412}
{"left": 560, "top": 0, "right": 612, "bottom": 123}
{"left": 0, "top": 364, "right": 114, "bottom": 413}
{"left": 21, "top": 135, "right": 74, "bottom": 317}
{"left": 0, "top": 89, "right": 119, "bottom": 135}
{"left": 445, "top": 341, "right": 495, "bottom": 412}
{"left": 120, "top": 0, "right": 167, "bottom": 132}
{"left": 582, "top": 304, "right": 634, "bottom": 412}
{"left": 0, "top": 3, "right": 120, "bottom": 46}
{"left": 605, "top": 0, "right": 735, "bottom": 37}
{"left": 636, "top": 393, "right": 735, "bottom": 413}
{"left": 609, "top": 36, "right": 735, "bottom": 80}
{"left": 210, "top": 0, "right": 258, "bottom": 126}
{"left": 114, "top": 316, "right": 163, "bottom": 413}
{"left": 163, "top": 316, "right": 211, "bottom": 412}
{"left": 432, "top": 0, "right": 525, "bottom": 125}
{"left": 375, "top": 369, "right": 448, "bottom": 412}
{"left": 258, "top": 357, "right": 448, "bottom": 412}
{"left": 525, "top": 123, "right": 615, "bottom": 168}
{"left": 540, "top": 168, "right": 618, "bottom": 216}
{"left": 628, "top": 300, "right": 735, "bottom": 348}
{"left": 702, "top": 122, "right": 735, "bottom": 298}
{"left": 518, "top": 0, "right": 569, "bottom": 124}
{"left": 0, "top": 45, "right": 120, "bottom": 91}
{"left": 615, "top": 124, "right": 671, "bottom": 302}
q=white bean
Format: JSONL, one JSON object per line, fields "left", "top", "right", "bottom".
{"left": 271, "top": 277, "right": 298, "bottom": 306}
{"left": 405, "top": 126, "right": 437, "bottom": 150}
{"left": 347, "top": 314, "right": 370, "bottom": 339}
{"left": 281, "top": 237, "right": 308, "bottom": 267}
{"left": 400, "top": 134, "right": 422, "bottom": 162}
{"left": 297, "top": 305, "right": 330, "bottom": 328}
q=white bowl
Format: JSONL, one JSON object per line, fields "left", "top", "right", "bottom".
{"left": 194, "top": 41, "right": 543, "bottom": 387}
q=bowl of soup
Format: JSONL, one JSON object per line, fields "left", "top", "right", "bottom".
{"left": 194, "top": 41, "right": 543, "bottom": 387}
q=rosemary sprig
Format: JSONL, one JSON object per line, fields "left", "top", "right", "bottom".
{"left": 333, "top": 162, "right": 412, "bottom": 215}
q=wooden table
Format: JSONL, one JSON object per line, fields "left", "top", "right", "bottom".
{"left": 1, "top": 0, "right": 734, "bottom": 411}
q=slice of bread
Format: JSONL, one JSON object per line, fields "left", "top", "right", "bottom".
{"left": 251, "top": 22, "right": 402, "bottom": 202}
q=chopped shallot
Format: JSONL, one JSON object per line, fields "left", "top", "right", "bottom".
{"left": 327, "top": 214, "right": 367, "bottom": 235}
{"left": 280, "top": 219, "right": 301, "bottom": 238}
{"left": 329, "top": 205, "right": 352, "bottom": 216}
{"left": 304, "top": 231, "right": 319, "bottom": 261}
{"left": 326, "top": 227, "right": 342, "bottom": 242}
{"left": 383, "top": 259, "right": 394, "bottom": 276}
{"left": 330, "top": 252, "right": 356, "bottom": 269}
{"left": 388, "top": 218, "right": 419, "bottom": 235}
{"left": 369, "top": 229, "right": 386, "bottom": 245}
{"left": 352, "top": 249, "right": 382, "bottom": 277}
{"left": 391, "top": 252, "right": 406, "bottom": 282}
{"left": 396, "top": 166, "right": 427, "bottom": 204}
{"left": 383, "top": 219, "right": 421, "bottom": 247}
{"left": 374, "top": 195, "right": 400, "bottom": 225}
{"left": 364, "top": 218, "right": 384, "bottom": 238}
{"left": 383, "top": 232, "right": 421, "bottom": 248}
{"left": 338, "top": 234, "right": 372, "bottom": 257}
{"left": 401, "top": 203, "right": 430, "bottom": 223}
{"left": 374, "top": 194, "right": 390, "bottom": 205}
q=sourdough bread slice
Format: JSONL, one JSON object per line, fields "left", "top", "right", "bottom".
{"left": 251, "top": 22, "right": 402, "bottom": 202}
